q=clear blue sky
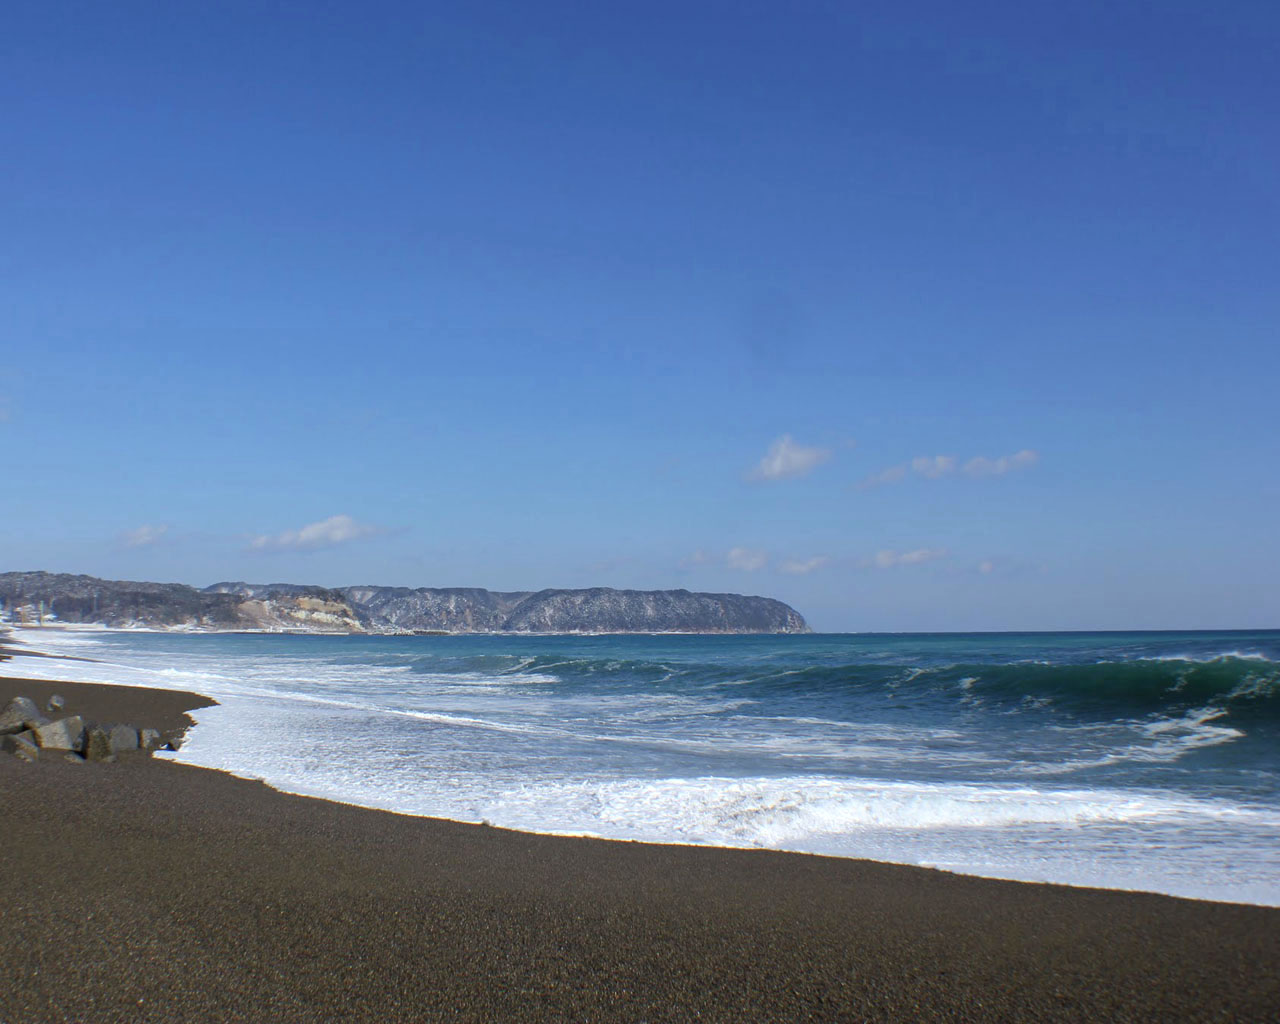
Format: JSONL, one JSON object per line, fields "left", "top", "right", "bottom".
{"left": 4, "top": 0, "right": 1278, "bottom": 631}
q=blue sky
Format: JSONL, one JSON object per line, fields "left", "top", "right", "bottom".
{"left": 4, "top": 0, "right": 1278, "bottom": 631}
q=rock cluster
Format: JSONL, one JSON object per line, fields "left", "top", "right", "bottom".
{"left": 0, "top": 694, "right": 173, "bottom": 763}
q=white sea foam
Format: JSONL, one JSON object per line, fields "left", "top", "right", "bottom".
{"left": 508, "top": 776, "right": 1273, "bottom": 839}
{"left": 1137, "top": 651, "right": 1273, "bottom": 664}
{"left": 1027, "top": 706, "right": 1246, "bottom": 774}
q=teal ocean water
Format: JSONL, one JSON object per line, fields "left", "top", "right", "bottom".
{"left": 14, "top": 629, "right": 1280, "bottom": 905}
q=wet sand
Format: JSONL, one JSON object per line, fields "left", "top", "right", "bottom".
{"left": 1, "top": 672, "right": 1278, "bottom": 1022}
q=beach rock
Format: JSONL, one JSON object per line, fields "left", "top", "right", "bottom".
{"left": 109, "top": 724, "right": 139, "bottom": 754}
{"left": 2, "top": 730, "right": 38, "bottom": 760}
{"left": 46, "top": 694, "right": 65, "bottom": 712}
{"left": 33, "top": 716, "right": 85, "bottom": 751}
{"left": 139, "top": 728, "right": 161, "bottom": 750}
{"left": 84, "top": 726, "right": 113, "bottom": 762}
{"left": 0, "top": 697, "right": 48, "bottom": 735}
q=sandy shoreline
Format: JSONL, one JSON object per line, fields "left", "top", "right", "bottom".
{"left": 1, "top": 671, "right": 1278, "bottom": 1021}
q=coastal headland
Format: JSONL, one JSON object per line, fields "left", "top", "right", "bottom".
{"left": 1, "top": 654, "right": 1277, "bottom": 1022}
{"left": 0, "top": 571, "right": 810, "bottom": 634}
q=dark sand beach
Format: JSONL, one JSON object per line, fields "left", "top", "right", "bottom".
{"left": 1, "top": 670, "right": 1278, "bottom": 1022}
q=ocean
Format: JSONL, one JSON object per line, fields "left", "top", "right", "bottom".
{"left": 11, "top": 628, "right": 1280, "bottom": 906}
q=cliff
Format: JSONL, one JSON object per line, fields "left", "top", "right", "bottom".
{"left": 0, "top": 572, "right": 810, "bottom": 635}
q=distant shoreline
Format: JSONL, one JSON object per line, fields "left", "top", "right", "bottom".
{"left": 3, "top": 622, "right": 809, "bottom": 638}
{"left": 8, "top": 621, "right": 1279, "bottom": 640}
{"left": 0, "top": 572, "right": 812, "bottom": 636}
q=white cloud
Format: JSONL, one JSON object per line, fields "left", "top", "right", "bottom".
{"left": 859, "top": 448, "right": 1039, "bottom": 489}
{"left": 748, "top": 435, "right": 832, "bottom": 482}
{"left": 910, "top": 455, "right": 956, "bottom": 479}
{"left": 856, "top": 464, "right": 907, "bottom": 490}
{"left": 251, "top": 514, "right": 380, "bottom": 552}
{"left": 963, "top": 449, "right": 1039, "bottom": 477}
{"left": 122, "top": 524, "right": 169, "bottom": 548}
{"left": 860, "top": 455, "right": 957, "bottom": 488}
{"left": 726, "top": 546, "right": 768, "bottom": 571}
{"left": 681, "top": 547, "right": 774, "bottom": 572}
{"left": 868, "top": 547, "right": 948, "bottom": 569}
{"left": 779, "top": 556, "right": 829, "bottom": 575}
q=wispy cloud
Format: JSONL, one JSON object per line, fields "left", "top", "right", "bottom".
{"left": 678, "top": 549, "right": 714, "bottom": 570}
{"left": 911, "top": 455, "right": 956, "bottom": 479}
{"left": 747, "top": 435, "right": 833, "bottom": 482}
{"left": 726, "top": 546, "right": 768, "bottom": 571}
{"left": 860, "top": 457, "right": 953, "bottom": 489}
{"left": 779, "top": 556, "right": 829, "bottom": 575}
{"left": 860, "top": 449, "right": 1039, "bottom": 488}
{"left": 862, "top": 547, "right": 948, "bottom": 569}
{"left": 857, "top": 464, "right": 907, "bottom": 489}
{"left": 250, "top": 514, "right": 381, "bottom": 552}
{"left": 962, "top": 449, "right": 1039, "bottom": 477}
{"left": 122, "top": 524, "right": 169, "bottom": 548}
{"left": 680, "top": 547, "right": 770, "bottom": 572}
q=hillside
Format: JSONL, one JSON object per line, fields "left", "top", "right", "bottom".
{"left": 0, "top": 572, "right": 809, "bottom": 634}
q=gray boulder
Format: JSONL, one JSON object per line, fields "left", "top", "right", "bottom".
{"left": 33, "top": 716, "right": 85, "bottom": 751}
{"left": 109, "top": 724, "right": 139, "bottom": 754}
{"left": 84, "top": 726, "right": 113, "bottom": 762}
{"left": 139, "top": 728, "right": 161, "bottom": 750}
{"left": 46, "top": 694, "right": 65, "bottom": 712}
{"left": 0, "top": 697, "right": 48, "bottom": 735}
{"left": 2, "top": 731, "right": 38, "bottom": 760}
